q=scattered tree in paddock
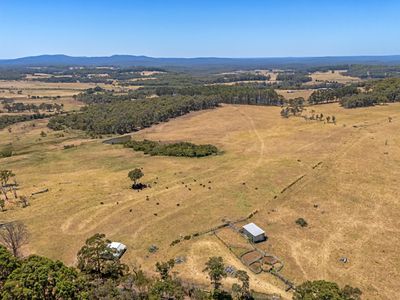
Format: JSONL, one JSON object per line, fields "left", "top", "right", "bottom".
{"left": 0, "top": 221, "right": 28, "bottom": 257}
{"left": 128, "top": 168, "right": 145, "bottom": 189}
{"left": 232, "top": 270, "right": 251, "bottom": 300}
{"left": 155, "top": 259, "right": 175, "bottom": 281}
{"left": 18, "top": 196, "right": 29, "bottom": 208}
{"left": 77, "top": 233, "right": 128, "bottom": 280}
{"left": 203, "top": 256, "right": 227, "bottom": 291}
{"left": 0, "top": 170, "right": 15, "bottom": 187}
{"left": 280, "top": 97, "right": 305, "bottom": 118}
{"left": 151, "top": 259, "right": 185, "bottom": 300}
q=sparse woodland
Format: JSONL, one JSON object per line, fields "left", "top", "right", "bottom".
{"left": 0, "top": 231, "right": 361, "bottom": 300}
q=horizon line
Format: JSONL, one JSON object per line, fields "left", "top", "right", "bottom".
{"left": 2, "top": 53, "right": 400, "bottom": 60}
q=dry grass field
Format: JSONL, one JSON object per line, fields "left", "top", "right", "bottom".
{"left": 276, "top": 89, "right": 315, "bottom": 100}
{"left": 0, "top": 102, "right": 399, "bottom": 299}
{"left": 0, "top": 80, "right": 126, "bottom": 98}
{"left": 307, "top": 70, "right": 361, "bottom": 85}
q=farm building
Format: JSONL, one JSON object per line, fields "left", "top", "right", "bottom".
{"left": 242, "top": 223, "right": 266, "bottom": 243}
{"left": 107, "top": 242, "right": 127, "bottom": 259}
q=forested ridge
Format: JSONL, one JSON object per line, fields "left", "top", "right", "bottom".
{"left": 48, "top": 85, "right": 284, "bottom": 135}
{"left": 48, "top": 95, "right": 219, "bottom": 134}
{"left": 0, "top": 114, "right": 50, "bottom": 130}
{"left": 153, "top": 85, "right": 284, "bottom": 105}
{"left": 339, "top": 78, "right": 400, "bottom": 108}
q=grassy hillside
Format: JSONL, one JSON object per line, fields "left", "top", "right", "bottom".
{"left": 0, "top": 103, "right": 399, "bottom": 299}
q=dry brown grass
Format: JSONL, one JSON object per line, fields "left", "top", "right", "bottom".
{"left": 307, "top": 70, "right": 361, "bottom": 84}
{"left": 0, "top": 102, "right": 399, "bottom": 299}
{"left": 276, "top": 89, "right": 315, "bottom": 100}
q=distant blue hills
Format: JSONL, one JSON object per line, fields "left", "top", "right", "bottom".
{"left": 1, "top": 54, "right": 400, "bottom": 69}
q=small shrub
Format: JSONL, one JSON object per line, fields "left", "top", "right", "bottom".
{"left": 170, "top": 239, "right": 181, "bottom": 246}
{"left": 295, "top": 218, "right": 308, "bottom": 227}
{"left": 148, "top": 245, "right": 158, "bottom": 253}
{"left": 63, "top": 144, "right": 75, "bottom": 150}
{"left": 0, "top": 146, "right": 13, "bottom": 158}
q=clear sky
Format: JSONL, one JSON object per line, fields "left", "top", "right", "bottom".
{"left": 1, "top": 0, "right": 399, "bottom": 59}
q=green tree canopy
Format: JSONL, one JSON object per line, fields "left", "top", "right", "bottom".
{"left": 128, "top": 168, "right": 144, "bottom": 185}
{"left": 77, "top": 233, "right": 128, "bottom": 280}
{"left": 0, "top": 245, "right": 20, "bottom": 288}
{"left": 203, "top": 256, "right": 227, "bottom": 291}
{"left": 2, "top": 255, "right": 87, "bottom": 300}
{"left": 293, "top": 280, "right": 362, "bottom": 300}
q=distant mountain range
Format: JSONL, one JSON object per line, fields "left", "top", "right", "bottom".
{"left": 1, "top": 54, "right": 400, "bottom": 70}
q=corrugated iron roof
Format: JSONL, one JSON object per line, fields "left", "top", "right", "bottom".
{"left": 108, "top": 242, "right": 127, "bottom": 252}
{"left": 242, "top": 223, "right": 265, "bottom": 236}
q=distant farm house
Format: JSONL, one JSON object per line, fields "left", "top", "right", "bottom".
{"left": 242, "top": 223, "right": 266, "bottom": 243}
{"left": 107, "top": 242, "right": 127, "bottom": 259}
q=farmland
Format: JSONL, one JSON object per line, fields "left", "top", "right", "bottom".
{"left": 1, "top": 93, "right": 399, "bottom": 299}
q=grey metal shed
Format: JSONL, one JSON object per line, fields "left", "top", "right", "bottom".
{"left": 242, "top": 223, "right": 266, "bottom": 243}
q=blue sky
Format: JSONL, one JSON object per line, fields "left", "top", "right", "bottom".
{"left": 1, "top": 0, "right": 399, "bottom": 58}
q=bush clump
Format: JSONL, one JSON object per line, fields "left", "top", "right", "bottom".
{"left": 124, "top": 140, "right": 219, "bottom": 157}
{"left": 295, "top": 218, "right": 308, "bottom": 227}
{"left": 0, "top": 146, "right": 13, "bottom": 158}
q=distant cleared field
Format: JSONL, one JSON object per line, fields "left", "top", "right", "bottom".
{"left": 276, "top": 89, "right": 315, "bottom": 100}
{"left": 0, "top": 80, "right": 123, "bottom": 97}
{"left": 307, "top": 70, "right": 361, "bottom": 84}
{"left": 0, "top": 102, "right": 399, "bottom": 299}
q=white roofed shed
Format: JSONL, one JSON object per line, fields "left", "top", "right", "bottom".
{"left": 107, "top": 242, "right": 127, "bottom": 259}
{"left": 242, "top": 223, "right": 266, "bottom": 243}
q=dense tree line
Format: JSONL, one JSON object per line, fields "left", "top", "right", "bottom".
{"left": 152, "top": 85, "right": 284, "bottom": 106}
{"left": 124, "top": 140, "right": 219, "bottom": 157}
{"left": 343, "top": 64, "right": 400, "bottom": 79}
{"left": 0, "top": 114, "right": 49, "bottom": 130}
{"left": 2, "top": 102, "right": 63, "bottom": 113}
{"left": 308, "top": 85, "right": 359, "bottom": 104}
{"left": 75, "top": 87, "right": 126, "bottom": 104}
{"left": 276, "top": 72, "right": 312, "bottom": 83}
{"left": 48, "top": 95, "right": 219, "bottom": 134}
{"left": 207, "top": 73, "right": 270, "bottom": 84}
{"left": 0, "top": 68, "right": 29, "bottom": 80}
{"left": 340, "top": 78, "right": 400, "bottom": 108}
